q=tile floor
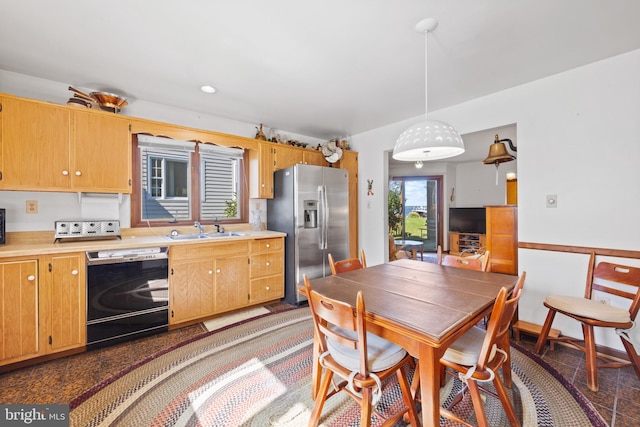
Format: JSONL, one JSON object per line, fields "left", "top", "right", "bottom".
{"left": 0, "top": 303, "right": 638, "bottom": 426}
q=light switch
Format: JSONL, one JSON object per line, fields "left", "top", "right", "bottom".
{"left": 546, "top": 194, "right": 557, "bottom": 208}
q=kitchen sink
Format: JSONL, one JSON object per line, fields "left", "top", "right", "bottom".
{"left": 165, "top": 233, "right": 212, "bottom": 241}
{"left": 165, "top": 232, "right": 248, "bottom": 241}
{"left": 206, "top": 232, "right": 248, "bottom": 238}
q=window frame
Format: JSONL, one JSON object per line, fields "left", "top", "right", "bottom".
{"left": 131, "top": 135, "right": 248, "bottom": 228}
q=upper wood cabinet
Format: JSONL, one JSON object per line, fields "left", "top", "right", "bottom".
{"left": 339, "top": 151, "right": 359, "bottom": 258}
{"left": 0, "top": 94, "right": 131, "bottom": 193}
{"left": 72, "top": 110, "right": 131, "bottom": 193}
{"left": 0, "top": 96, "right": 71, "bottom": 190}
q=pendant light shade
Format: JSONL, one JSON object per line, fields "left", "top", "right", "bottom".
{"left": 393, "top": 18, "right": 464, "bottom": 162}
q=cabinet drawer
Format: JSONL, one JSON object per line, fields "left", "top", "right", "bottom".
{"left": 250, "top": 252, "right": 284, "bottom": 278}
{"left": 170, "top": 244, "right": 216, "bottom": 261}
{"left": 251, "top": 238, "right": 283, "bottom": 253}
{"left": 214, "top": 241, "right": 249, "bottom": 257}
{"left": 250, "top": 275, "right": 284, "bottom": 303}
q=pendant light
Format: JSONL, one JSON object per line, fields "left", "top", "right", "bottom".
{"left": 393, "top": 18, "right": 464, "bottom": 162}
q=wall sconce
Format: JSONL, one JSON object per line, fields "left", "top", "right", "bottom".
{"left": 483, "top": 134, "right": 517, "bottom": 184}
{"left": 415, "top": 160, "right": 423, "bottom": 169}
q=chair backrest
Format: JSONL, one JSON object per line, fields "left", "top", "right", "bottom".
{"left": 586, "top": 252, "right": 640, "bottom": 321}
{"left": 304, "top": 275, "right": 369, "bottom": 377}
{"left": 328, "top": 250, "right": 367, "bottom": 275}
{"left": 438, "top": 245, "right": 490, "bottom": 272}
{"left": 477, "top": 272, "right": 526, "bottom": 370}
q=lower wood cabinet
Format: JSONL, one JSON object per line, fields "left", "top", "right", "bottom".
{"left": 169, "top": 237, "right": 284, "bottom": 326}
{"left": 0, "top": 253, "right": 85, "bottom": 366}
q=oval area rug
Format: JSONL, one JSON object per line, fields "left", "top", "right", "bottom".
{"left": 70, "top": 308, "right": 608, "bottom": 426}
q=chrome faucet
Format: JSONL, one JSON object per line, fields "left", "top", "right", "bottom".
{"left": 194, "top": 221, "right": 205, "bottom": 234}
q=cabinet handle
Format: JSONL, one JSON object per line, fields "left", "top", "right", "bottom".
{"left": 75, "top": 171, "right": 82, "bottom": 176}
{"left": 266, "top": 286, "right": 270, "bottom": 291}
{"left": 216, "top": 269, "right": 221, "bottom": 273}
{"left": 62, "top": 170, "right": 69, "bottom": 176}
{"left": 265, "top": 261, "right": 270, "bottom": 266}
{"left": 71, "top": 269, "right": 78, "bottom": 275}
{"left": 266, "top": 244, "right": 270, "bottom": 248}
{"left": 27, "top": 275, "right": 35, "bottom": 281}
{"left": 209, "top": 270, "right": 213, "bottom": 275}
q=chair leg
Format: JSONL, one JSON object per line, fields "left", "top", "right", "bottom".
{"left": 534, "top": 309, "right": 557, "bottom": 355}
{"left": 360, "top": 387, "right": 373, "bottom": 427}
{"left": 583, "top": 323, "right": 599, "bottom": 392}
{"left": 620, "top": 336, "right": 640, "bottom": 380}
{"left": 493, "top": 375, "right": 521, "bottom": 427}
{"left": 308, "top": 370, "right": 334, "bottom": 427}
{"left": 467, "top": 380, "right": 490, "bottom": 427}
{"left": 396, "top": 365, "right": 420, "bottom": 427}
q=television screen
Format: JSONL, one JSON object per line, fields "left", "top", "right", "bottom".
{"left": 449, "top": 207, "right": 486, "bottom": 234}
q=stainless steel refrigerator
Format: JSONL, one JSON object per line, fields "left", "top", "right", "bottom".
{"left": 267, "top": 164, "right": 349, "bottom": 305}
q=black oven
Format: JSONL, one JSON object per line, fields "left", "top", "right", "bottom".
{"left": 86, "top": 247, "right": 169, "bottom": 349}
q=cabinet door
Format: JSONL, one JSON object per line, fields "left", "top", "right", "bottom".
{"left": 258, "top": 143, "right": 275, "bottom": 198}
{"left": 303, "top": 150, "right": 326, "bottom": 166}
{"left": 0, "top": 260, "right": 39, "bottom": 362}
{"left": 0, "top": 96, "right": 71, "bottom": 190}
{"left": 214, "top": 256, "right": 249, "bottom": 313}
{"left": 275, "top": 145, "right": 303, "bottom": 170}
{"left": 486, "top": 206, "right": 518, "bottom": 275}
{"left": 72, "top": 110, "right": 131, "bottom": 193}
{"left": 170, "top": 259, "right": 215, "bottom": 324}
{"left": 46, "top": 254, "right": 85, "bottom": 352}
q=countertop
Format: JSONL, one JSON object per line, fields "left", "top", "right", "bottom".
{"left": 0, "top": 226, "right": 286, "bottom": 258}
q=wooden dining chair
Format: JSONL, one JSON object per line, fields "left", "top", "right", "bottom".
{"left": 328, "top": 250, "right": 367, "bottom": 275}
{"left": 534, "top": 252, "right": 640, "bottom": 392}
{"left": 411, "top": 273, "right": 526, "bottom": 427}
{"left": 438, "top": 245, "right": 490, "bottom": 272}
{"left": 303, "top": 276, "right": 420, "bottom": 427}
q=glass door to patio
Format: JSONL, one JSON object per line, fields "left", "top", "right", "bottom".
{"left": 389, "top": 176, "right": 442, "bottom": 252}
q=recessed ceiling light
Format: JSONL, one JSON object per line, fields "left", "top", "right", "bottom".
{"left": 200, "top": 85, "right": 216, "bottom": 94}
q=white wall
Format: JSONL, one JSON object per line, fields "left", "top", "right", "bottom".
{"left": 352, "top": 48, "right": 640, "bottom": 351}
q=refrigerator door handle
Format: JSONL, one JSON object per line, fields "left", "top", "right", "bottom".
{"left": 319, "top": 185, "right": 329, "bottom": 250}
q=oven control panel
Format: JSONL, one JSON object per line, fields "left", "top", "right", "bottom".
{"left": 54, "top": 219, "right": 120, "bottom": 242}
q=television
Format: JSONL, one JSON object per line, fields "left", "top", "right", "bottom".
{"left": 449, "top": 207, "right": 486, "bottom": 234}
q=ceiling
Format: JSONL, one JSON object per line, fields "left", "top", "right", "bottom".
{"left": 2, "top": 1, "right": 640, "bottom": 142}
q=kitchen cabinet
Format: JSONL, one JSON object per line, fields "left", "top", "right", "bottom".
{"left": 0, "top": 94, "right": 131, "bottom": 193}
{"left": 213, "top": 242, "right": 250, "bottom": 313}
{"left": 0, "top": 252, "right": 84, "bottom": 366}
{"left": 72, "top": 109, "right": 131, "bottom": 193}
{"left": 257, "top": 143, "right": 276, "bottom": 198}
{"left": 0, "top": 96, "right": 71, "bottom": 190}
{"left": 0, "top": 258, "right": 39, "bottom": 364}
{"left": 338, "top": 151, "right": 359, "bottom": 259}
{"left": 41, "top": 253, "right": 85, "bottom": 353}
{"left": 486, "top": 205, "right": 518, "bottom": 275}
{"left": 169, "top": 244, "right": 216, "bottom": 324}
{"left": 303, "top": 149, "right": 326, "bottom": 166}
{"left": 249, "top": 237, "right": 284, "bottom": 304}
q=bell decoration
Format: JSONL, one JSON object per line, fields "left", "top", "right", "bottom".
{"left": 483, "top": 134, "right": 516, "bottom": 185}
{"left": 483, "top": 134, "right": 515, "bottom": 165}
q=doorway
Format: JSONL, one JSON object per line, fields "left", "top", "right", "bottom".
{"left": 388, "top": 175, "right": 443, "bottom": 252}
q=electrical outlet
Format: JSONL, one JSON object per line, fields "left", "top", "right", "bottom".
{"left": 26, "top": 200, "right": 38, "bottom": 214}
{"left": 598, "top": 297, "right": 610, "bottom": 305}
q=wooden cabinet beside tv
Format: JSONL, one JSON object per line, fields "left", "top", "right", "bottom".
{"left": 486, "top": 205, "right": 518, "bottom": 275}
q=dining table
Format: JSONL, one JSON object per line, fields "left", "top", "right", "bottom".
{"left": 300, "top": 258, "right": 519, "bottom": 427}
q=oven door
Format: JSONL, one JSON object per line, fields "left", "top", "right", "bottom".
{"left": 86, "top": 257, "right": 169, "bottom": 348}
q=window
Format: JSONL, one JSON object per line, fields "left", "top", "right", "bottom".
{"left": 132, "top": 134, "right": 246, "bottom": 226}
